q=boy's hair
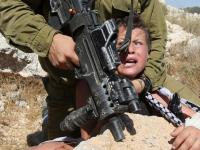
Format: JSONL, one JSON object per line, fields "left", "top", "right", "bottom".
{"left": 116, "top": 15, "right": 151, "bottom": 50}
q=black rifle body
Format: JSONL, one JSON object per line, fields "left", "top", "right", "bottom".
{"left": 49, "top": 0, "right": 141, "bottom": 141}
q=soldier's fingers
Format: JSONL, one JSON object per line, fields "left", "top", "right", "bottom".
{"left": 64, "top": 61, "right": 75, "bottom": 70}
{"left": 70, "top": 51, "right": 80, "bottom": 67}
{"left": 55, "top": 60, "right": 74, "bottom": 70}
{"left": 49, "top": 53, "right": 59, "bottom": 67}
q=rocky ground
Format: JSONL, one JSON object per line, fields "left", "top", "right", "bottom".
{"left": 0, "top": 33, "right": 47, "bottom": 149}
{"left": 75, "top": 113, "right": 175, "bottom": 150}
{"left": 0, "top": 73, "right": 46, "bottom": 150}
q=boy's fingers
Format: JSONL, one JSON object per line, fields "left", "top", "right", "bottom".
{"left": 190, "top": 139, "right": 200, "bottom": 150}
{"left": 175, "top": 135, "right": 194, "bottom": 150}
{"left": 172, "top": 127, "right": 190, "bottom": 149}
{"left": 170, "top": 126, "right": 184, "bottom": 137}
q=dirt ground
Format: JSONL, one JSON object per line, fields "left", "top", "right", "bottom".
{"left": 0, "top": 73, "right": 46, "bottom": 150}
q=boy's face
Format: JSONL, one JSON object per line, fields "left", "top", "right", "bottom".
{"left": 116, "top": 25, "right": 149, "bottom": 79}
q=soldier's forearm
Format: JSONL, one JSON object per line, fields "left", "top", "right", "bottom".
{"left": 0, "top": 0, "right": 58, "bottom": 57}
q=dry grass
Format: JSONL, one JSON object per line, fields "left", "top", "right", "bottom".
{"left": 0, "top": 73, "right": 46, "bottom": 150}
{"left": 165, "top": 7, "right": 200, "bottom": 96}
{"left": 165, "top": 41, "right": 200, "bottom": 95}
{"left": 166, "top": 12, "right": 200, "bottom": 36}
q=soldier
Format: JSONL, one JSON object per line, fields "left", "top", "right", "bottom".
{"left": 0, "top": 0, "right": 199, "bottom": 142}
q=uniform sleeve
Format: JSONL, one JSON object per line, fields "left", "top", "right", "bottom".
{"left": 0, "top": 0, "right": 58, "bottom": 57}
{"left": 140, "top": 0, "right": 167, "bottom": 90}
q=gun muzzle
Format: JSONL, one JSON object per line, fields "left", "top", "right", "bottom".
{"left": 107, "top": 116, "right": 125, "bottom": 141}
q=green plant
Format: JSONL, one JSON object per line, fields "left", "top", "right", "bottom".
{"left": 184, "top": 7, "right": 200, "bottom": 14}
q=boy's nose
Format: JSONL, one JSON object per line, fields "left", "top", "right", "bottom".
{"left": 128, "top": 43, "right": 135, "bottom": 54}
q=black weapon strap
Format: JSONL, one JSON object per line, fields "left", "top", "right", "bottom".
{"left": 88, "top": 0, "right": 95, "bottom": 9}
{"left": 117, "top": 0, "right": 134, "bottom": 53}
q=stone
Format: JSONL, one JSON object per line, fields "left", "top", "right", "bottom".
{"left": 75, "top": 113, "right": 175, "bottom": 150}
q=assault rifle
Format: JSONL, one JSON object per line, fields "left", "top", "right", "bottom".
{"left": 49, "top": 0, "right": 141, "bottom": 141}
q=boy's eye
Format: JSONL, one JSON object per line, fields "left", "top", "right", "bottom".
{"left": 136, "top": 41, "right": 142, "bottom": 45}
{"left": 133, "top": 41, "right": 143, "bottom": 46}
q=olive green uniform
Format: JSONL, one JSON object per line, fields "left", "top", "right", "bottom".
{"left": 0, "top": 0, "right": 199, "bottom": 139}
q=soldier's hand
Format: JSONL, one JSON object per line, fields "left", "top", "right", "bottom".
{"left": 49, "top": 33, "right": 80, "bottom": 70}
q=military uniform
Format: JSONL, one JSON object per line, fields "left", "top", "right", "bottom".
{"left": 0, "top": 0, "right": 199, "bottom": 139}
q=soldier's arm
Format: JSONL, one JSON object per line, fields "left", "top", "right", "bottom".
{"left": 0, "top": 0, "right": 58, "bottom": 57}
{"left": 140, "top": 0, "right": 167, "bottom": 90}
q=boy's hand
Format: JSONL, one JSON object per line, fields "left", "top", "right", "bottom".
{"left": 49, "top": 33, "right": 79, "bottom": 70}
{"left": 171, "top": 126, "right": 200, "bottom": 150}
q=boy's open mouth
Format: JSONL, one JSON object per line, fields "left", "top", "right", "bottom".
{"left": 123, "top": 57, "right": 138, "bottom": 67}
